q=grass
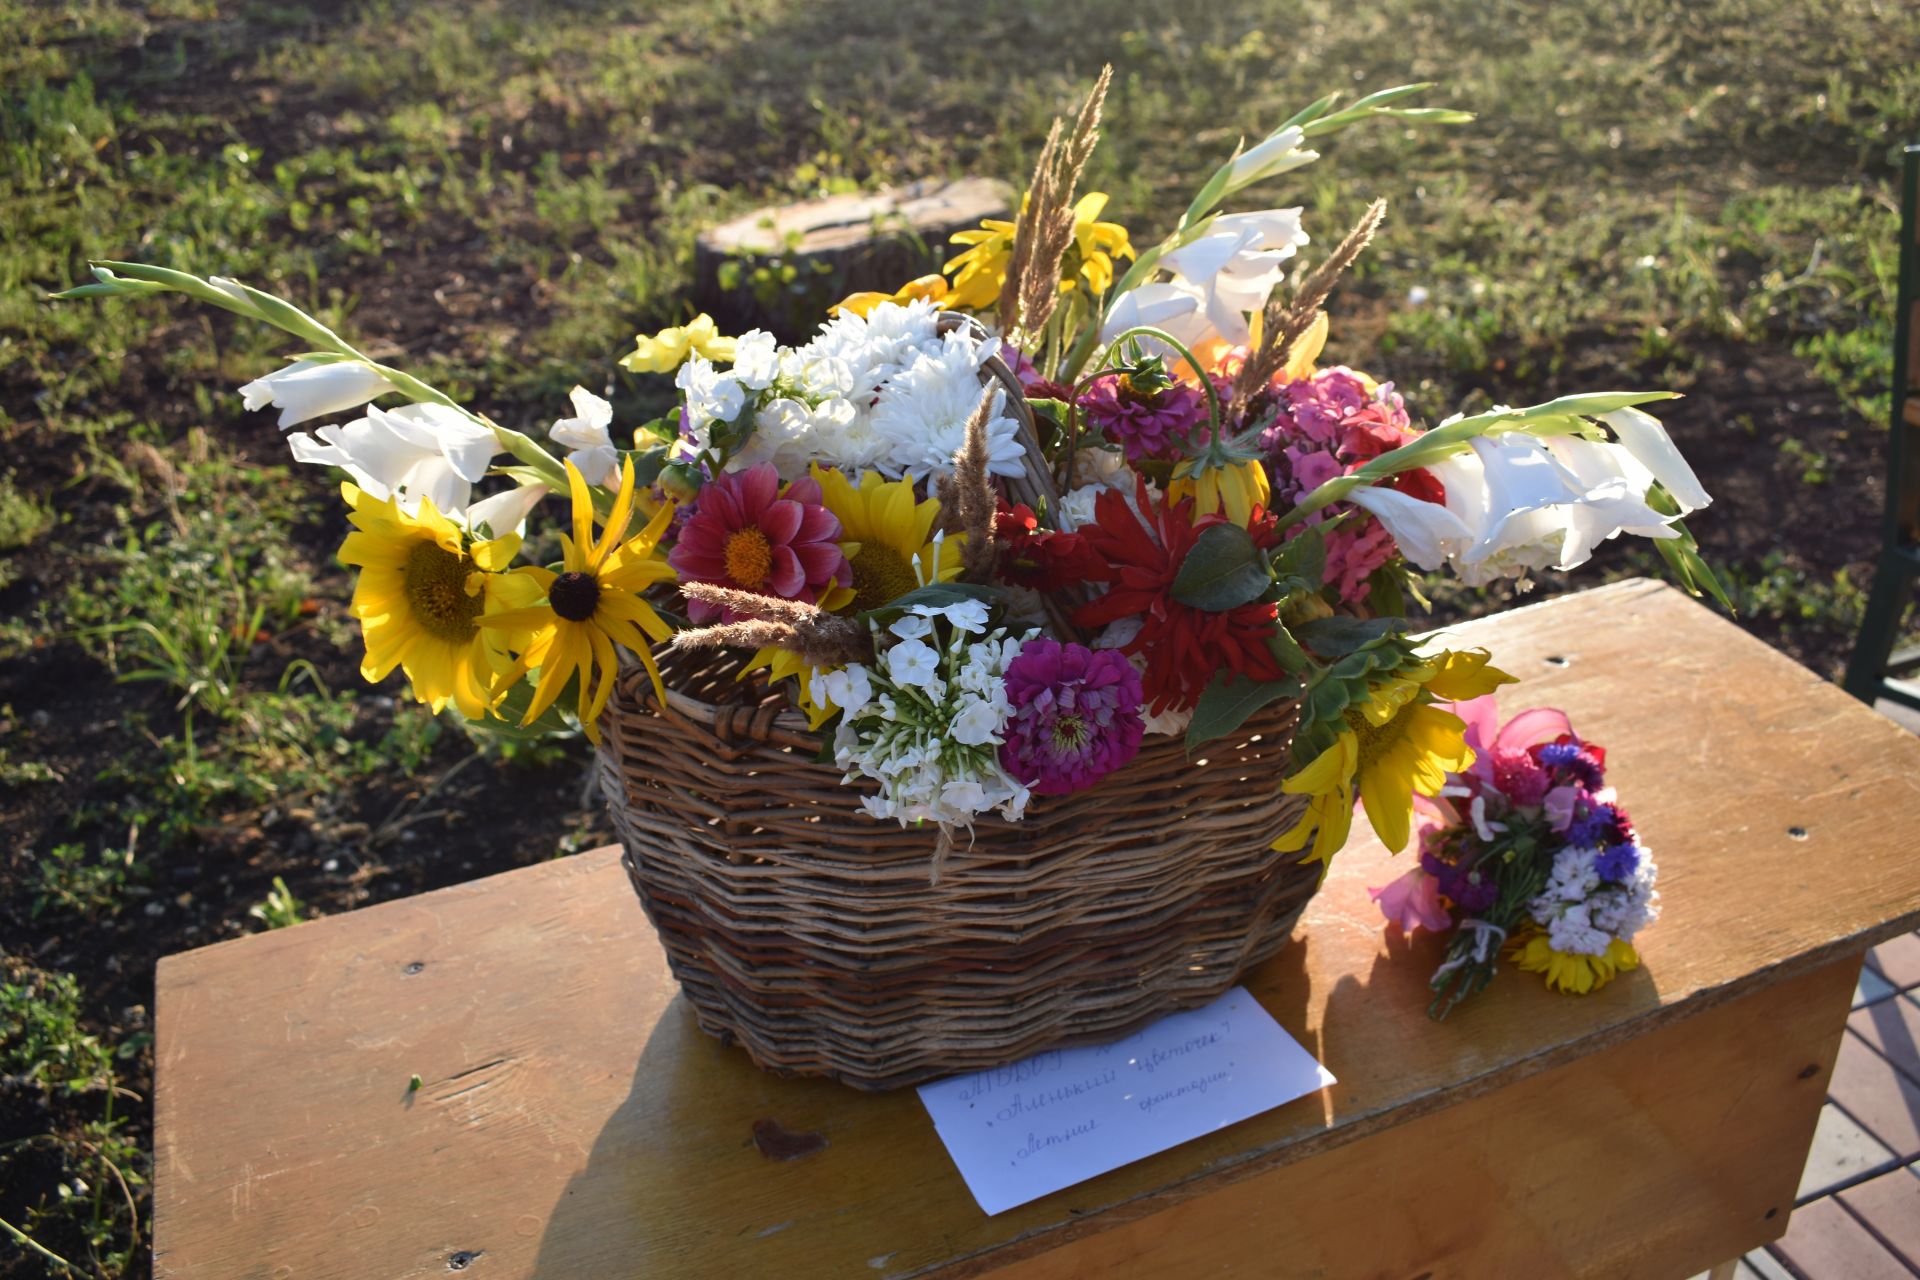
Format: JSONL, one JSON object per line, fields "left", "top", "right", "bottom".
{"left": 2, "top": 1, "right": 1918, "bottom": 1275}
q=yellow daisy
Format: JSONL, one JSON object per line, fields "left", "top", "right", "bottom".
{"left": 1274, "top": 649, "right": 1515, "bottom": 864}
{"left": 336, "top": 484, "right": 539, "bottom": 720}
{"left": 944, "top": 219, "right": 1015, "bottom": 311}
{"left": 482, "top": 458, "right": 677, "bottom": 742}
{"left": 833, "top": 274, "right": 951, "bottom": 318}
{"left": 1063, "top": 192, "right": 1135, "bottom": 296}
{"left": 1513, "top": 933, "right": 1640, "bottom": 995}
{"left": 1169, "top": 456, "right": 1272, "bottom": 527}
{"left": 618, "top": 312, "right": 735, "bottom": 374}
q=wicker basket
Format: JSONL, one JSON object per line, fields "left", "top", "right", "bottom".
{"left": 597, "top": 651, "right": 1315, "bottom": 1091}
{"left": 596, "top": 318, "right": 1319, "bottom": 1090}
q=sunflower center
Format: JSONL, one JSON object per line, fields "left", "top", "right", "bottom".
{"left": 848, "top": 544, "right": 919, "bottom": 611}
{"left": 403, "top": 540, "right": 483, "bottom": 643}
{"left": 549, "top": 570, "right": 601, "bottom": 622}
{"left": 1344, "top": 705, "right": 1408, "bottom": 768}
{"left": 723, "top": 527, "right": 774, "bottom": 591}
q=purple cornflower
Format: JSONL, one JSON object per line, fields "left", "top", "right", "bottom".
{"left": 1565, "top": 801, "right": 1619, "bottom": 849}
{"left": 1594, "top": 843, "right": 1641, "bottom": 883}
{"left": 1537, "top": 741, "right": 1605, "bottom": 790}
{"left": 998, "top": 639, "right": 1145, "bottom": 795}
{"left": 1077, "top": 373, "right": 1208, "bottom": 463}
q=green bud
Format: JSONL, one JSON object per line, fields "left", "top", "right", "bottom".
{"left": 658, "top": 462, "right": 705, "bottom": 503}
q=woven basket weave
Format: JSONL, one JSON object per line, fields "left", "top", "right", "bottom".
{"left": 598, "top": 651, "right": 1316, "bottom": 1091}
{"left": 597, "top": 320, "right": 1319, "bottom": 1090}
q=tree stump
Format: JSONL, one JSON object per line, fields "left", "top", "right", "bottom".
{"left": 691, "top": 177, "right": 1013, "bottom": 340}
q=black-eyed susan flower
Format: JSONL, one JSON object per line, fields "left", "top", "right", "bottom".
{"left": 482, "top": 458, "right": 676, "bottom": 741}
{"left": 337, "top": 484, "right": 540, "bottom": 721}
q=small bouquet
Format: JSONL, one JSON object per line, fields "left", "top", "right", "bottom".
{"left": 56, "top": 67, "right": 1721, "bottom": 881}
{"left": 1371, "top": 697, "right": 1659, "bottom": 1017}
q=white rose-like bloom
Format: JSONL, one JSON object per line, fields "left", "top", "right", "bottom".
{"left": 241, "top": 358, "right": 396, "bottom": 429}
{"left": 869, "top": 335, "right": 1025, "bottom": 480}
{"left": 547, "top": 385, "right": 619, "bottom": 487}
{"left": 286, "top": 403, "right": 497, "bottom": 514}
{"left": 729, "top": 330, "right": 780, "bottom": 391}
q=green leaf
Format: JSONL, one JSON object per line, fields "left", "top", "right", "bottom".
{"left": 1365, "top": 562, "right": 1406, "bottom": 617}
{"left": 1186, "top": 673, "right": 1303, "bottom": 752}
{"left": 1026, "top": 397, "right": 1072, "bottom": 426}
{"left": 1269, "top": 525, "right": 1327, "bottom": 584}
{"left": 624, "top": 444, "right": 671, "bottom": 488}
{"left": 1171, "top": 523, "right": 1270, "bottom": 611}
{"left": 1294, "top": 615, "right": 1409, "bottom": 657}
{"left": 1267, "top": 623, "right": 1311, "bottom": 676}
{"left": 855, "top": 581, "right": 1005, "bottom": 622}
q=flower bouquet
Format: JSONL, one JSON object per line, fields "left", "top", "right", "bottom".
{"left": 1372, "top": 698, "right": 1659, "bottom": 1017}
{"left": 60, "top": 69, "right": 1719, "bottom": 1087}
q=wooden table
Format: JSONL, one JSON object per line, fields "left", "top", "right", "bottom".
{"left": 152, "top": 581, "right": 1920, "bottom": 1278}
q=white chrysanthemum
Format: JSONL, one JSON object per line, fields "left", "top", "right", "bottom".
{"left": 870, "top": 335, "right": 1024, "bottom": 480}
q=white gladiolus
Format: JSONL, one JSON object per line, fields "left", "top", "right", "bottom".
{"left": 1098, "top": 281, "right": 1208, "bottom": 346}
{"left": 240, "top": 359, "right": 395, "bottom": 428}
{"left": 1351, "top": 429, "right": 1696, "bottom": 587}
{"left": 547, "top": 386, "right": 619, "bottom": 487}
{"left": 1223, "top": 125, "right": 1319, "bottom": 192}
{"left": 1601, "top": 406, "right": 1711, "bottom": 513}
{"left": 1144, "top": 209, "right": 1310, "bottom": 347}
{"left": 286, "top": 402, "right": 498, "bottom": 514}
{"left": 464, "top": 483, "right": 547, "bottom": 538}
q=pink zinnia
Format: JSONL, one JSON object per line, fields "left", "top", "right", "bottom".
{"left": 999, "top": 639, "right": 1145, "bottom": 795}
{"left": 668, "top": 463, "right": 849, "bottom": 623}
{"left": 1077, "top": 373, "right": 1207, "bottom": 463}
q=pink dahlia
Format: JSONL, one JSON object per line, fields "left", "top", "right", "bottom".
{"left": 1077, "top": 373, "right": 1207, "bottom": 463}
{"left": 668, "top": 462, "right": 849, "bottom": 623}
{"left": 999, "top": 638, "right": 1145, "bottom": 795}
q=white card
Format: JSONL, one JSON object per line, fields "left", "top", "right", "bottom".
{"left": 916, "top": 986, "right": 1335, "bottom": 1215}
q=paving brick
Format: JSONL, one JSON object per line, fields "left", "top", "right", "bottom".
{"left": 1849, "top": 993, "right": 1920, "bottom": 1084}
{"left": 1829, "top": 1031, "right": 1920, "bottom": 1159}
{"left": 1838, "top": 1164, "right": 1920, "bottom": 1270}
{"left": 1867, "top": 932, "right": 1920, "bottom": 990}
{"left": 1772, "top": 1196, "right": 1912, "bottom": 1280}
{"left": 1857, "top": 965, "right": 1899, "bottom": 1008}
{"left": 1798, "top": 1102, "right": 1900, "bottom": 1200}
{"left": 1745, "top": 1249, "right": 1796, "bottom": 1280}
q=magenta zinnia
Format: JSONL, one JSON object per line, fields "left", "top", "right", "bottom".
{"left": 999, "top": 638, "right": 1145, "bottom": 795}
{"left": 1078, "top": 372, "right": 1207, "bottom": 463}
{"left": 667, "top": 462, "right": 850, "bottom": 623}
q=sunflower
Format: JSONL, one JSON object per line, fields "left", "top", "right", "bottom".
{"left": 741, "top": 467, "right": 964, "bottom": 728}
{"left": 833, "top": 274, "right": 951, "bottom": 319}
{"left": 810, "top": 465, "right": 963, "bottom": 611}
{"left": 337, "top": 483, "right": 539, "bottom": 720}
{"left": 482, "top": 458, "right": 676, "bottom": 742}
{"left": 1274, "top": 649, "right": 1515, "bottom": 865}
{"left": 1513, "top": 932, "right": 1640, "bottom": 995}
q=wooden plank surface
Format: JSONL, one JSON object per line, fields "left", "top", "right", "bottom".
{"left": 152, "top": 580, "right": 1920, "bottom": 1278}
{"left": 982, "top": 957, "right": 1857, "bottom": 1280}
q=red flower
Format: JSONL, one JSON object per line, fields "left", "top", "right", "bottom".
{"left": 1389, "top": 466, "right": 1446, "bottom": 507}
{"left": 994, "top": 502, "right": 1108, "bottom": 591}
{"left": 1072, "top": 479, "right": 1288, "bottom": 714}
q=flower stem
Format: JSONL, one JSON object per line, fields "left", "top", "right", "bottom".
{"left": 1100, "top": 324, "right": 1222, "bottom": 444}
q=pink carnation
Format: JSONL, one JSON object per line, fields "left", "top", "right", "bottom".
{"left": 667, "top": 463, "right": 849, "bottom": 623}
{"left": 999, "top": 639, "right": 1145, "bottom": 795}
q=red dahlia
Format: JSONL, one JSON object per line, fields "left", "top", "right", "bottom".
{"left": 1072, "top": 479, "right": 1288, "bottom": 714}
